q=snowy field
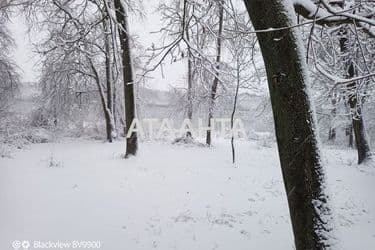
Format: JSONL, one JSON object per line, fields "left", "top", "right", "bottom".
{"left": 0, "top": 139, "right": 374, "bottom": 250}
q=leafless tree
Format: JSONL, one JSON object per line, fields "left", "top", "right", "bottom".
{"left": 0, "top": 1, "right": 20, "bottom": 115}
{"left": 242, "top": 0, "right": 374, "bottom": 248}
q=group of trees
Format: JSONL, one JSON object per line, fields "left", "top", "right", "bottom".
{"left": 33, "top": 0, "right": 120, "bottom": 142}
{"left": 0, "top": 1, "right": 20, "bottom": 115}
{"left": 305, "top": 0, "right": 375, "bottom": 164}
{"left": 245, "top": 0, "right": 374, "bottom": 248}
{"left": 13, "top": 0, "right": 139, "bottom": 156}
{"left": 146, "top": 0, "right": 261, "bottom": 146}
{"left": 1, "top": 0, "right": 374, "bottom": 249}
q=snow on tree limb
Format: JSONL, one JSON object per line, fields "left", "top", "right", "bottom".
{"left": 292, "top": 0, "right": 375, "bottom": 37}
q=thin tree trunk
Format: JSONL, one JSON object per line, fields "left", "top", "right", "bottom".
{"left": 103, "top": 16, "right": 115, "bottom": 142}
{"left": 184, "top": 0, "right": 193, "bottom": 138}
{"left": 346, "top": 123, "right": 354, "bottom": 148}
{"left": 89, "top": 58, "right": 114, "bottom": 142}
{"left": 328, "top": 98, "right": 336, "bottom": 141}
{"left": 206, "top": 1, "right": 224, "bottom": 146}
{"left": 113, "top": 0, "right": 138, "bottom": 157}
{"left": 186, "top": 38, "right": 193, "bottom": 138}
{"left": 243, "top": 1, "right": 333, "bottom": 249}
{"left": 113, "top": 76, "right": 118, "bottom": 134}
{"left": 328, "top": 127, "right": 336, "bottom": 141}
{"left": 230, "top": 58, "right": 240, "bottom": 164}
{"left": 344, "top": 101, "right": 354, "bottom": 148}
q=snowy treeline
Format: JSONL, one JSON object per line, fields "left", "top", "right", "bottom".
{"left": 1, "top": 0, "right": 374, "bottom": 249}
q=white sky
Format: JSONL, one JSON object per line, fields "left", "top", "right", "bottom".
{"left": 8, "top": 14, "right": 40, "bottom": 83}
{"left": 8, "top": 1, "right": 186, "bottom": 91}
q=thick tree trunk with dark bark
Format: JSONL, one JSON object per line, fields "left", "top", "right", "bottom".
{"left": 113, "top": 0, "right": 138, "bottom": 157}
{"left": 206, "top": 1, "right": 224, "bottom": 146}
{"left": 243, "top": 1, "right": 333, "bottom": 249}
{"left": 349, "top": 104, "right": 371, "bottom": 164}
{"left": 347, "top": 78, "right": 371, "bottom": 164}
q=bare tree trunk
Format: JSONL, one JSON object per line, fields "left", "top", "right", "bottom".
{"left": 328, "top": 127, "right": 336, "bottom": 141}
{"left": 113, "top": 0, "right": 138, "bottom": 157}
{"left": 103, "top": 16, "right": 115, "bottom": 142}
{"left": 328, "top": 98, "right": 336, "bottom": 141}
{"left": 340, "top": 29, "right": 371, "bottom": 164}
{"left": 347, "top": 78, "right": 371, "bottom": 164}
{"left": 184, "top": 1, "right": 193, "bottom": 138}
{"left": 113, "top": 77, "right": 118, "bottom": 134}
{"left": 88, "top": 58, "right": 114, "bottom": 142}
{"left": 243, "top": 1, "right": 333, "bottom": 249}
{"left": 346, "top": 123, "right": 354, "bottom": 148}
{"left": 206, "top": 1, "right": 224, "bottom": 146}
{"left": 349, "top": 101, "right": 371, "bottom": 164}
{"left": 231, "top": 58, "right": 240, "bottom": 164}
{"left": 186, "top": 42, "right": 193, "bottom": 138}
{"left": 343, "top": 101, "right": 354, "bottom": 147}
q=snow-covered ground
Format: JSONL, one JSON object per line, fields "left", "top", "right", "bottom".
{"left": 0, "top": 139, "right": 374, "bottom": 250}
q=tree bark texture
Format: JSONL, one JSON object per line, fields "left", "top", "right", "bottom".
{"left": 113, "top": 0, "right": 138, "bottom": 157}
{"left": 243, "top": 1, "right": 333, "bottom": 249}
{"left": 206, "top": 1, "right": 224, "bottom": 146}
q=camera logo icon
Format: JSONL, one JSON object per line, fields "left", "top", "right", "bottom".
{"left": 12, "top": 240, "right": 21, "bottom": 249}
{"left": 22, "top": 241, "right": 30, "bottom": 249}
{"left": 12, "top": 240, "right": 30, "bottom": 250}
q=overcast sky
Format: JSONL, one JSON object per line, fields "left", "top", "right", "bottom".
{"left": 8, "top": 1, "right": 186, "bottom": 90}
{"left": 8, "top": 14, "right": 40, "bottom": 83}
